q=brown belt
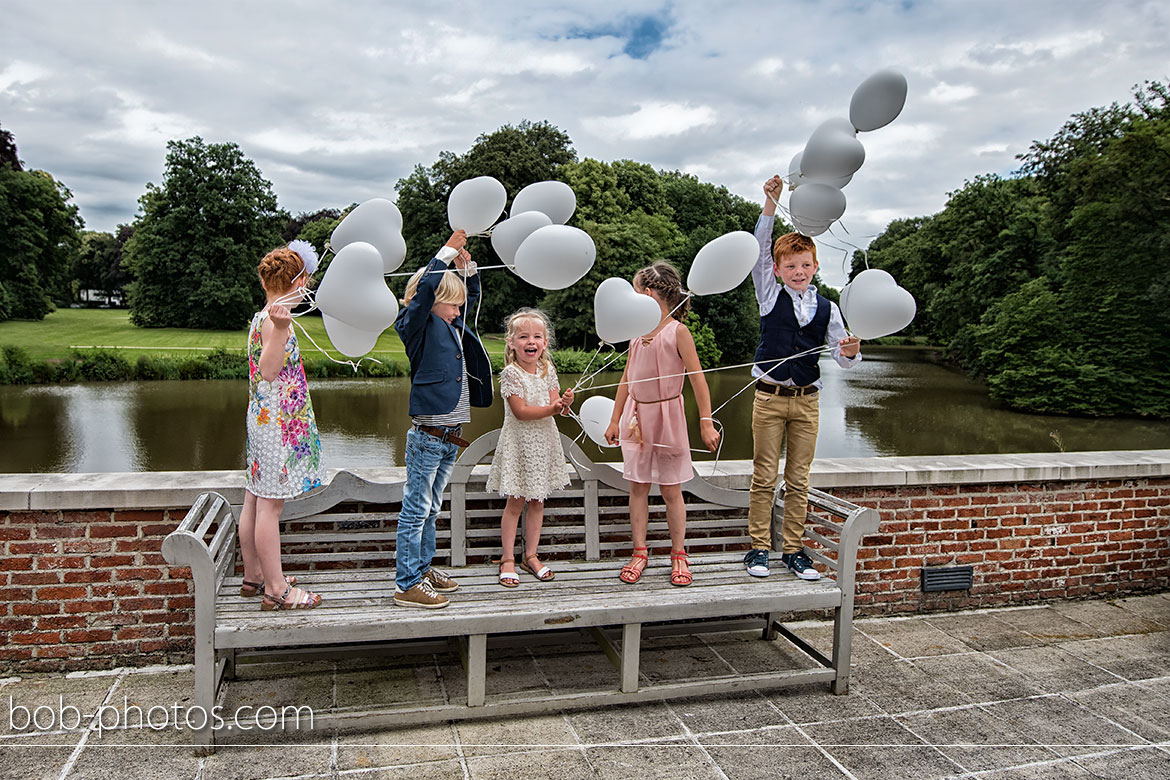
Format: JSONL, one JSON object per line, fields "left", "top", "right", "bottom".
{"left": 755, "top": 380, "right": 818, "bottom": 397}
{"left": 414, "top": 424, "right": 470, "bottom": 448}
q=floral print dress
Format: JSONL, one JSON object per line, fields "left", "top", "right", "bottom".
{"left": 244, "top": 310, "right": 324, "bottom": 498}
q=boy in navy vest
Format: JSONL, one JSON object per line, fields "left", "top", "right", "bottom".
{"left": 392, "top": 230, "right": 494, "bottom": 608}
{"left": 744, "top": 176, "right": 861, "bottom": 580}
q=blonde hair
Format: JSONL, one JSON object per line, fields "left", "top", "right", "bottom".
{"left": 403, "top": 266, "right": 467, "bottom": 307}
{"left": 257, "top": 247, "right": 304, "bottom": 294}
{"left": 633, "top": 260, "right": 691, "bottom": 322}
{"left": 503, "top": 308, "right": 555, "bottom": 377}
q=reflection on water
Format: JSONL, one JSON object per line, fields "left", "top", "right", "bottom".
{"left": 1, "top": 348, "right": 1167, "bottom": 473}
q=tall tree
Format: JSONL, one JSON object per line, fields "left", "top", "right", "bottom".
{"left": 0, "top": 141, "right": 83, "bottom": 321}
{"left": 122, "top": 137, "right": 287, "bottom": 329}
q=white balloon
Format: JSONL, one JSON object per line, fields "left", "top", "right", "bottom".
{"left": 788, "top": 150, "right": 852, "bottom": 190}
{"left": 448, "top": 176, "right": 507, "bottom": 234}
{"left": 802, "top": 118, "right": 866, "bottom": 180}
{"left": 330, "top": 198, "right": 407, "bottom": 274}
{"left": 579, "top": 395, "right": 617, "bottom": 447}
{"left": 594, "top": 278, "right": 662, "bottom": 344}
{"left": 850, "top": 69, "right": 908, "bottom": 132}
{"left": 791, "top": 215, "right": 830, "bottom": 237}
{"left": 688, "top": 231, "right": 759, "bottom": 296}
{"left": 314, "top": 241, "right": 400, "bottom": 357}
{"left": 789, "top": 183, "right": 847, "bottom": 226}
{"left": 490, "top": 211, "right": 552, "bottom": 268}
{"left": 512, "top": 181, "right": 576, "bottom": 224}
{"left": 512, "top": 225, "right": 596, "bottom": 290}
{"left": 838, "top": 269, "right": 916, "bottom": 339}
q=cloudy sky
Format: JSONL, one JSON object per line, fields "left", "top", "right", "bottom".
{"left": 3, "top": 0, "right": 1167, "bottom": 286}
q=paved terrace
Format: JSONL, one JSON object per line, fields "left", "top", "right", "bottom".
{"left": 2, "top": 594, "right": 1167, "bottom": 780}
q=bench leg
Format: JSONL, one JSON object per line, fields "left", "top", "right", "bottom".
{"left": 467, "top": 634, "right": 487, "bottom": 707}
{"left": 830, "top": 605, "right": 851, "bottom": 695}
{"left": 620, "top": 623, "right": 641, "bottom": 693}
{"left": 192, "top": 647, "right": 216, "bottom": 753}
{"left": 761, "top": 612, "right": 778, "bottom": 641}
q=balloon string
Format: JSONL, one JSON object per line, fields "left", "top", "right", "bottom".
{"left": 384, "top": 262, "right": 511, "bottom": 278}
{"left": 571, "top": 293, "right": 694, "bottom": 393}
{"left": 266, "top": 288, "right": 382, "bottom": 373}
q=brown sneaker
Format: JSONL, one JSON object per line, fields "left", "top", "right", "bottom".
{"left": 424, "top": 567, "right": 459, "bottom": 593}
{"left": 393, "top": 580, "right": 449, "bottom": 609}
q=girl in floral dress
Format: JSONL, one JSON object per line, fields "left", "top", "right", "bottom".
{"left": 486, "top": 308, "right": 574, "bottom": 587}
{"left": 239, "top": 241, "right": 325, "bottom": 610}
{"left": 604, "top": 261, "right": 721, "bottom": 586}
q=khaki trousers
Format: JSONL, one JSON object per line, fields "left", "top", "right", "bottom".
{"left": 748, "top": 389, "right": 819, "bottom": 553}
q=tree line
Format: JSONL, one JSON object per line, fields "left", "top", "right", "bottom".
{"left": 853, "top": 81, "right": 1170, "bottom": 417}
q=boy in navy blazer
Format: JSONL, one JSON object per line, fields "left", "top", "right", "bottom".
{"left": 392, "top": 230, "right": 493, "bottom": 608}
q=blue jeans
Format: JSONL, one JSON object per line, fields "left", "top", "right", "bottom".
{"left": 396, "top": 427, "right": 458, "bottom": 591}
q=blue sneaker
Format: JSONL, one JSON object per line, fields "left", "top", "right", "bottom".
{"left": 744, "top": 548, "right": 770, "bottom": 578}
{"left": 782, "top": 550, "right": 822, "bottom": 581}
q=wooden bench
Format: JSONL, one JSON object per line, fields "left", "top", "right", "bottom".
{"left": 162, "top": 429, "right": 879, "bottom": 751}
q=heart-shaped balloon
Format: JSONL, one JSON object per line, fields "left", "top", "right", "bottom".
{"left": 802, "top": 117, "right": 866, "bottom": 181}
{"left": 330, "top": 199, "right": 407, "bottom": 274}
{"left": 688, "top": 231, "right": 759, "bottom": 296}
{"left": 789, "top": 182, "right": 847, "bottom": 226}
{"left": 513, "top": 225, "right": 596, "bottom": 290}
{"left": 578, "top": 395, "right": 616, "bottom": 447}
{"left": 490, "top": 210, "right": 553, "bottom": 268}
{"left": 594, "top": 278, "right": 662, "bottom": 344}
{"left": 839, "top": 269, "right": 916, "bottom": 339}
{"left": 448, "top": 176, "right": 507, "bottom": 234}
{"left": 511, "top": 180, "right": 576, "bottom": 224}
{"left": 787, "top": 150, "right": 853, "bottom": 190}
{"left": 314, "top": 241, "right": 400, "bottom": 357}
{"left": 850, "top": 69, "right": 908, "bottom": 132}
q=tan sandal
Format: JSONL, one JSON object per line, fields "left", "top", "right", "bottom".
{"left": 240, "top": 575, "right": 295, "bottom": 597}
{"left": 261, "top": 584, "right": 321, "bottom": 610}
{"left": 619, "top": 547, "right": 649, "bottom": 584}
{"left": 498, "top": 559, "right": 520, "bottom": 588}
{"left": 520, "top": 554, "right": 555, "bottom": 582}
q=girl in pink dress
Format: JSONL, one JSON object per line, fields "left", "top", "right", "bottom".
{"left": 604, "top": 261, "right": 720, "bottom": 586}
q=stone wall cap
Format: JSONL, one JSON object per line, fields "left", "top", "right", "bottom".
{"left": 2, "top": 450, "right": 1167, "bottom": 511}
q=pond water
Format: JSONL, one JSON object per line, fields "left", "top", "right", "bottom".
{"left": 1, "top": 348, "right": 1167, "bottom": 473}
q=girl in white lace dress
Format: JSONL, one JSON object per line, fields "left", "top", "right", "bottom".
{"left": 486, "top": 309, "right": 574, "bottom": 587}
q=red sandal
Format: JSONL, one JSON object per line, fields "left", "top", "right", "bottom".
{"left": 670, "top": 551, "right": 692, "bottom": 587}
{"left": 619, "top": 547, "right": 649, "bottom": 584}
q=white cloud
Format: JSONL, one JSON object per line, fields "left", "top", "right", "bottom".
{"left": 0, "top": 60, "right": 50, "bottom": 92}
{"left": 926, "top": 82, "right": 978, "bottom": 104}
{"left": 583, "top": 102, "right": 717, "bottom": 141}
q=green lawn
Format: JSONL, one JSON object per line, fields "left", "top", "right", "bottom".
{"left": 0, "top": 309, "right": 506, "bottom": 361}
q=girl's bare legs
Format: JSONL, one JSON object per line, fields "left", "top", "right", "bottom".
{"left": 500, "top": 495, "right": 526, "bottom": 577}
{"left": 624, "top": 481, "right": 652, "bottom": 577}
{"left": 661, "top": 483, "right": 690, "bottom": 582}
{"left": 255, "top": 497, "right": 290, "bottom": 599}
{"left": 523, "top": 499, "right": 545, "bottom": 570}
{"left": 239, "top": 491, "right": 262, "bottom": 586}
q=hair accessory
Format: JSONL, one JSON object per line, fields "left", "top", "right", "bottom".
{"left": 287, "top": 240, "right": 320, "bottom": 277}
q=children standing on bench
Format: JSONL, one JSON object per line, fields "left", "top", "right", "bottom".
{"left": 393, "top": 230, "right": 493, "bottom": 609}
{"left": 486, "top": 308, "right": 574, "bottom": 587}
{"left": 745, "top": 176, "right": 861, "bottom": 580}
{"left": 604, "top": 261, "right": 721, "bottom": 587}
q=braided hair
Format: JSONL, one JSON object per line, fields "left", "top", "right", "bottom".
{"left": 633, "top": 260, "right": 691, "bottom": 322}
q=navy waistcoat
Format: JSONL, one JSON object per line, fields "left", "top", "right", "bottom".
{"left": 754, "top": 292, "right": 830, "bottom": 386}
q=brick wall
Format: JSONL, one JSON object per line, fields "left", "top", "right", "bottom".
{"left": 836, "top": 479, "right": 1170, "bottom": 615}
{"left": 2, "top": 458, "right": 1168, "bottom": 673}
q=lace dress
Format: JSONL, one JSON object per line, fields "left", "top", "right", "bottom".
{"left": 486, "top": 363, "right": 569, "bottom": 502}
{"left": 244, "top": 310, "right": 325, "bottom": 499}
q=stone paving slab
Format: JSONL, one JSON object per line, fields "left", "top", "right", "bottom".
{"left": 1, "top": 596, "right": 1168, "bottom": 780}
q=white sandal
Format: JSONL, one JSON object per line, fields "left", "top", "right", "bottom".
{"left": 498, "top": 559, "right": 520, "bottom": 588}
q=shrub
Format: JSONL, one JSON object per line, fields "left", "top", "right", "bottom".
{"left": 177, "top": 356, "right": 213, "bottom": 380}
{"left": 1, "top": 345, "right": 34, "bottom": 384}
{"left": 207, "top": 348, "right": 248, "bottom": 380}
{"left": 75, "top": 350, "right": 134, "bottom": 381}
{"left": 135, "top": 354, "right": 180, "bottom": 380}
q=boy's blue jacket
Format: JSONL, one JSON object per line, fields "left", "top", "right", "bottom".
{"left": 394, "top": 254, "right": 493, "bottom": 416}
